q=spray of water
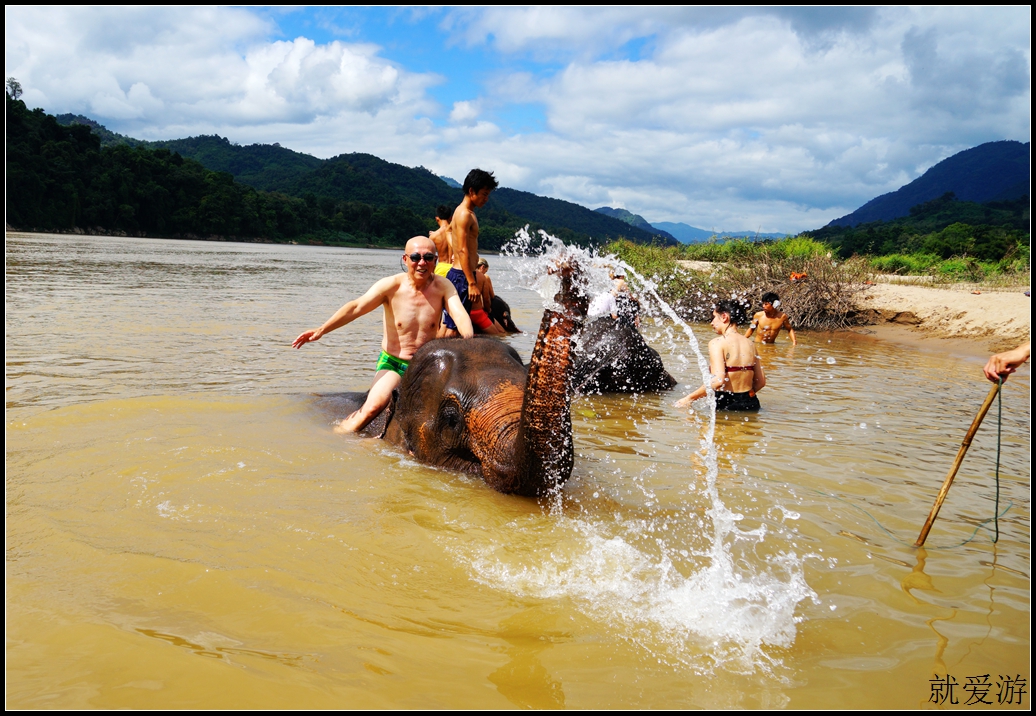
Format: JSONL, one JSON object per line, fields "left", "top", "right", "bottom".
{"left": 451, "top": 228, "right": 817, "bottom": 674}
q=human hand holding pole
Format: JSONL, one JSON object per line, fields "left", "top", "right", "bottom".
{"left": 984, "top": 342, "right": 1030, "bottom": 382}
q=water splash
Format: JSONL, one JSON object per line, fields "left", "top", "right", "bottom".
{"left": 457, "top": 228, "right": 817, "bottom": 674}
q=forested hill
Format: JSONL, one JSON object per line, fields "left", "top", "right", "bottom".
{"left": 808, "top": 191, "right": 1029, "bottom": 260}
{"left": 155, "top": 137, "right": 674, "bottom": 246}
{"left": 50, "top": 114, "right": 674, "bottom": 247}
{"left": 828, "top": 140, "right": 1030, "bottom": 228}
{"left": 151, "top": 136, "right": 323, "bottom": 193}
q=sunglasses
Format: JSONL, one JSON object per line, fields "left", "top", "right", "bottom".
{"left": 407, "top": 252, "right": 437, "bottom": 264}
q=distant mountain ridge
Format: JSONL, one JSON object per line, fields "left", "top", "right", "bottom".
{"left": 828, "top": 140, "right": 1030, "bottom": 228}
{"left": 594, "top": 210, "right": 790, "bottom": 244}
{"left": 53, "top": 115, "right": 676, "bottom": 248}
{"left": 656, "top": 221, "right": 791, "bottom": 243}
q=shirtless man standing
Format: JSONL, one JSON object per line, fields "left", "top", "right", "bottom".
{"left": 429, "top": 204, "right": 453, "bottom": 277}
{"left": 293, "top": 236, "right": 473, "bottom": 433}
{"left": 745, "top": 292, "right": 797, "bottom": 345}
{"left": 442, "top": 168, "right": 499, "bottom": 337}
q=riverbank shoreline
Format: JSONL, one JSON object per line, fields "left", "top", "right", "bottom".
{"left": 9, "top": 231, "right": 1030, "bottom": 352}
{"left": 5, "top": 229, "right": 408, "bottom": 251}
{"left": 853, "top": 281, "right": 1030, "bottom": 352}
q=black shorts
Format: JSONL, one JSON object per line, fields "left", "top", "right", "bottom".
{"left": 715, "top": 391, "right": 760, "bottom": 412}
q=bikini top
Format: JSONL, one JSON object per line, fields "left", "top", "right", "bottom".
{"left": 726, "top": 364, "right": 754, "bottom": 372}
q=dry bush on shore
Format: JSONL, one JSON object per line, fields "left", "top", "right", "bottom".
{"left": 607, "top": 240, "right": 870, "bottom": 330}
{"left": 718, "top": 253, "right": 871, "bottom": 330}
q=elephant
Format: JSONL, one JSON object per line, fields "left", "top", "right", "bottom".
{"left": 490, "top": 295, "right": 520, "bottom": 333}
{"left": 571, "top": 317, "right": 677, "bottom": 395}
{"left": 316, "top": 262, "right": 585, "bottom": 497}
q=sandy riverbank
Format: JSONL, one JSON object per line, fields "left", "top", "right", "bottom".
{"left": 854, "top": 281, "right": 1030, "bottom": 350}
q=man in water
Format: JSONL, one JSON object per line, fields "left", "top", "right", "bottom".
{"left": 442, "top": 168, "right": 499, "bottom": 337}
{"left": 293, "top": 236, "right": 473, "bottom": 433}
{"left": 745, "top": 292, "right": 797, "bottom": 345}
{"left": 429, "top": 205, "right": 453, "bottom": 277}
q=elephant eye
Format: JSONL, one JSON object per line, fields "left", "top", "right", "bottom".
{"left": 439, "top": 401, "right": 463, "bottom": 432}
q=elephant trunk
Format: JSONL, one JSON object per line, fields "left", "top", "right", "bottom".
{"left": 489, "top": 261, "right": 584, "bottom": 497}
{"left": 511, "top": 308, "right": 578, "bottom": 496}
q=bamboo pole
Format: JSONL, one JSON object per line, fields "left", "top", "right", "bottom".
{"left": 915, "top": 381, "right": 1001, "bottom": 547}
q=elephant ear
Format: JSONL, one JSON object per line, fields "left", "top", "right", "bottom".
{"left": 357, "top": 389, "right": 399, "bottom": 439}
{"left": 571, "top": 317, "right": 626, "bottom": 395}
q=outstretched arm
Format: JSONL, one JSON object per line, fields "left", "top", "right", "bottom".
{"left": 292, "top": 278, "right": 391, "bottom": 348}
{"left": 984, "top": 342, "right": 1030, "bottom": 382}
{"left": 674, "top": 339, "right": 726, "bottom": 407}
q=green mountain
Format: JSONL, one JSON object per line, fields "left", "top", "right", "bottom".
{"left": 150, "top": 135, "right": 323, "bottom": 193}
{"left": 47, "top": 119, "right": 676, "bottom": 248}
{"left": 9, "top": 96, "right": 329, "bottom": 241}
{"left": 808, "top": 191, "right": 1029, "bottom": 260}
{"left": 595, "top": 206, "right": 653, "bottom": 230}
{"left": 828, "top": 140, "right": 1030, "bottom": 228}
{"left": 54, "top": 113, "right": 150, "bottom": 148}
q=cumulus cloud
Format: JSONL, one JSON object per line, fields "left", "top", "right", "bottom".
{"left": 4, "top": 6, "right": 1030, "bottom": 232}
{"left": 4, "top": 6, "right": 437, "bottom": 133}
{"left": 449, "top": 99, "right": 481, "bottom": 125}
{"left": 444, "top": 7, "right": 1029, "bottom": 229}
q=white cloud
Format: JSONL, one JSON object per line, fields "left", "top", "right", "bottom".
{"left": 4, "top": 6, "right": 437, "bottom": 131}
{"left": 4, "top": 6, "right": 1030, "bottom": 233}
{"left": 449, "top": 99, "right": 480, "bottom": 125}
{"left": 446, "top": 7, "right": 1029, "bottom": 230}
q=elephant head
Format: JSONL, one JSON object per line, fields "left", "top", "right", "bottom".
{"left": 571, "top": 317, "right": 677, "bottom": 395}
{"left": 381, "top": 259, "right": 585, "bottom": 496}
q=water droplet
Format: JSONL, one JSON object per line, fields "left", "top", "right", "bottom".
{"left": 826, "top": 357, "right": 836, "bottom": 364}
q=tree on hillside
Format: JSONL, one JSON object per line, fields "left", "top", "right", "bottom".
{"left": 7, "top": 77, "right": 22, "bottom": 99}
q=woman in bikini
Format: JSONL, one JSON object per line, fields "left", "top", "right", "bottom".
{"left": 674, "top": 300, "right": 766, "bottom": 411}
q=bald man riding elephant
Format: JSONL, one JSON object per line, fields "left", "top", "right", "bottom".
{"left": 293, "top": 236, "right": 474, "bottom": 433}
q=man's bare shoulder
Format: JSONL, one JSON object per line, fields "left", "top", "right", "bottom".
{"left": 453, "top": 204, "right": 477, "bottom": 228}
{"left": 428, "top": 274, "right": 456, "bottom": 294}
{"left": 370, "top": 273, "right": 406, "bottom": 297}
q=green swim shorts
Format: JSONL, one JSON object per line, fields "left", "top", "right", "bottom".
{"left": 375, "top": 351, "right": 410, "bottom": 377}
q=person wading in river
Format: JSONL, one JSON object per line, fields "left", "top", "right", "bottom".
{"left": 293, "top": 236, "right": 474, "bottom": 433}
{"left": 675, "top": 300, "right": 766, "bottom": 411}
{"left": 745, "top": 292, "right": 796, "bottom": 345}
{"left": 441, "top": 168, "right": 498, "bottom": 338}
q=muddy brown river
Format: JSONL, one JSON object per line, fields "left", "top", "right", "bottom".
{"left": 6, "top": 233, "right": 1030, "bottom": 708}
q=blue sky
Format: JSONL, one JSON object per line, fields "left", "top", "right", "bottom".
{"left": 268, "top": 8, "right": 552, "bottom": 131}
{"left": 5, "top": 6, "right": 1031, "bottom": 233}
